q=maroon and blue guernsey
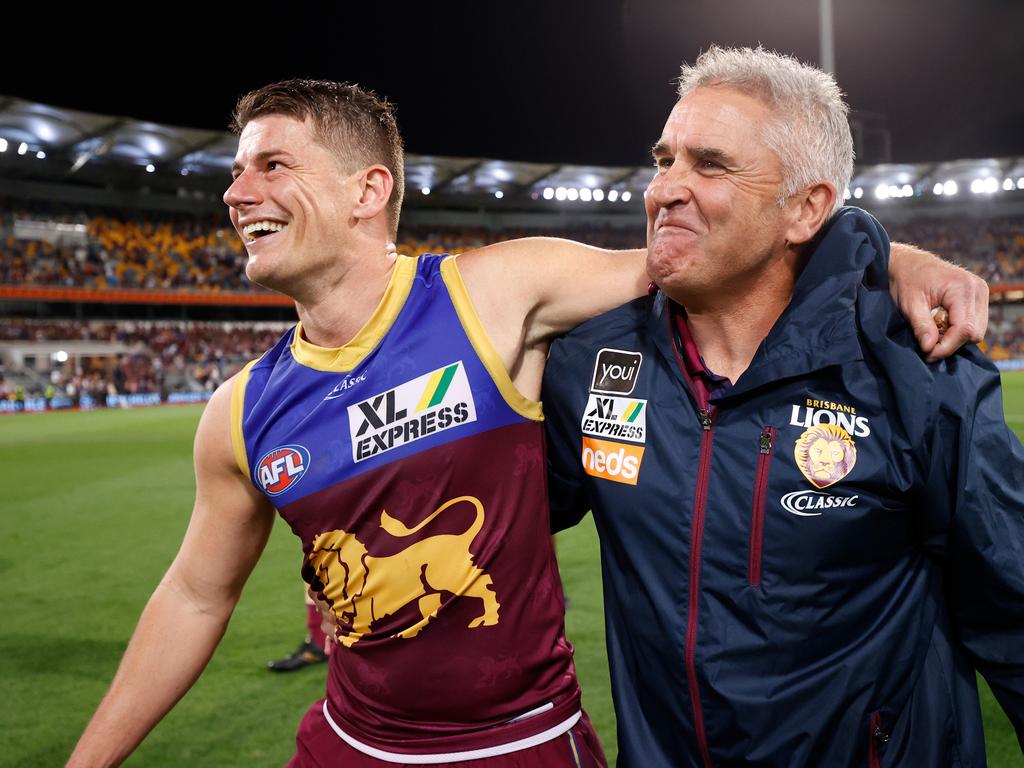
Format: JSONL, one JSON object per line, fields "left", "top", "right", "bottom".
{"left": 231, "top": 254, "right": 581, "bottom": 762}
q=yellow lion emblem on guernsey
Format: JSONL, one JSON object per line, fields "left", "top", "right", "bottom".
{"left": 306, "top": 496, "right": 500, "bottom": 648}
{"left": 794, "top": 423, "right": 858, "bottom": 489}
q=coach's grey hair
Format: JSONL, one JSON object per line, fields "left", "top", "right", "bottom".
{"left": 678, "top": 45, "right": 854, "bottom": 214}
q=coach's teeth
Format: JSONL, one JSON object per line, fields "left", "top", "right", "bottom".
{"left": 243, "top": 221, "right": 288, "bottom": 241}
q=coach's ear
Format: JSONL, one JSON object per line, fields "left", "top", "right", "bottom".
{"left": 784, "top": 181, "right": 836, "bottom": 246}
{"left": 352, "top": 165, "right": 394, "bottom": 224}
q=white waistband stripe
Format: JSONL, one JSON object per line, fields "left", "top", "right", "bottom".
{"left": 321, "top": 701, "right": 582, "bottom": 765}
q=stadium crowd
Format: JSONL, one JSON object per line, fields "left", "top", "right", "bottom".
{"left": 0, "top": 319, "right": 288, "bottom": 404}
{"left": 3, "top": 205, "right": 1024, "bottom": 290}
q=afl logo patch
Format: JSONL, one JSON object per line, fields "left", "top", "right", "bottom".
{"left": 256, "top": 445, "right": 310, "bottom": 496}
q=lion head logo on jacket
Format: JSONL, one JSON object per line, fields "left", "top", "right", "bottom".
{"left": 794, "top": 423, "right": 857, "bottom": 488}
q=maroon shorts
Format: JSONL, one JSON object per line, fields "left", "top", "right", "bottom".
{"left": 286, "top": 699, "right": 607, "bottom": 768}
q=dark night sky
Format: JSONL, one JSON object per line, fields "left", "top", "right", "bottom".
{"left": 3, "top": 0, "right": 1022, "bottom": 168}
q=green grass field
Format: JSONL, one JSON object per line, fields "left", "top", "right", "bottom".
{"left": 2, "top": 374, "right": 1023, "bottom": 766}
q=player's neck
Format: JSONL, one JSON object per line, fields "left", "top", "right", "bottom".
{"left": 295, "top": 242, "right": 399, "bottom": 349}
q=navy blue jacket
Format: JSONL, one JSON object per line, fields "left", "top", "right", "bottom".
{"left": 543, "top": 209, "right": 1024, "bottom": 767}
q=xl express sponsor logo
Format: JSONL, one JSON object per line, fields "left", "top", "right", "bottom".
{"left": 581, "top": 394, "right": 647, "bottom": 443}
{"left": 347, "top": 362, "right": 477, "bottom": 462}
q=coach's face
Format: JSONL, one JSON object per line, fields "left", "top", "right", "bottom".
{"left": 644, "top": 86, "right": 797, "bottom": 308}
{"left": 224, "top": 115, "right": 360, "bottom": 295}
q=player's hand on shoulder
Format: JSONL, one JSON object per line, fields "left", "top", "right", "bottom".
{"left": 888, "top": 243, "right": 988, "bottom": 362}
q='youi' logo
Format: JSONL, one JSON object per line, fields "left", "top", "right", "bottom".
{"left": 591, "top": 349, "right": 643, "bottom": 395}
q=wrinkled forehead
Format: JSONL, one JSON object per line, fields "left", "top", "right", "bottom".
{"left": 659, "top": 86, "right": 776, "bottom": 151}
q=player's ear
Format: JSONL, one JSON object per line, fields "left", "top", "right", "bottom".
{"left": 784, "top": 181, "right": 835, "bottom": 246}
{"left": 352, "top": 165, "right": 394, "bottom": 223}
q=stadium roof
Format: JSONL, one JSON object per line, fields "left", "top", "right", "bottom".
{"left": 2, "top": 96, "right": 1023, "bottom": 211}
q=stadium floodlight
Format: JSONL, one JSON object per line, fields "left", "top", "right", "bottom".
{"left": 17, "top": 142, "right": 27, "bottom": 155}
{"left": 542, "top": 187, "right": 554, "bottom": 200}
{"left": 567, "top": 188, "right": 579, "bottom": 201}
{"left": 943, "top": 180, "right": 958, "bottom": 196}
{"left": 36, "top": 151, "right": 46, "bottom": 160}
{"left": 875, "top": 184, "right": 890, "bottom": 200}
{"left": 555, "top": 187, "right": 567, "bottom": 201}
{"left": 933, "top": 182, "right": 944, "bottom": 196}
{"left": 983, "top": 177, "right": 998, "bottom": 194}
{"left": 1004, "top": 178, "right": 1015, "bottom": 191}
{"left": 593, "top": 188, "right": 605, "bottom": 201}
{"left": 843, "top": 188, "right": 851, "bottom": 200}
{"left": 421, "top": 186, "right": 430, "bottom": 195}
{"left": 54, "top": 350, "right": 68, "bottom": 363}
{"left": 145, "top": 164, "right": 156, "bottom": 173}
{"left": 0, "top": 138, "right": 7, "bottom": 152}
{"left": 901, "top": 184, "right": 913, "bottom": 196}
{"left": 853, "top": 187, "right": 863, "bottom": 199}
{"left": 580, "top": 188, "right": 593, "bottom": 202}
{"left": 181, "top": 168, "right": 189, "bottom": 176}
{"left": 970, "top": 179, "right": 984, "bottom": 194}
{"left": 1018, "top": 177, "right": 1024, "bottom": 190}
{"left": 608, "top": 189, "right": 619, "bottom": 202}
{"left": 621, "top": 191, "right": 632, "bottom": 202}
{"left": 494, "top": 190, "right": 504, "bottom": 199}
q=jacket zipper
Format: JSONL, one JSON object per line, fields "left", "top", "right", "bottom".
{"left": 748, "top": 426, "right": 776, "bottom": 586}
{"left": 686, "top": 406, "right": 715, "bottom": 768}
{"left": 666, "top": 306, "right": 714, "bottom": 767}
{"left": 868, "top": 711, "right": 888, "bottom": 768}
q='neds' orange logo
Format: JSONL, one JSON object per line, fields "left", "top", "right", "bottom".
{"left": 581, "top": 437, "right": 644, "bottom": 485}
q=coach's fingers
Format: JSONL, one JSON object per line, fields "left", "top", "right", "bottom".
{"left": 324, "top": 634, "right": 336, "bottom": 657}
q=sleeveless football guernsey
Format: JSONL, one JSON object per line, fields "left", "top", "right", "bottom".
{"left": 232, "top": 254, "right": 581, "bottom": 762}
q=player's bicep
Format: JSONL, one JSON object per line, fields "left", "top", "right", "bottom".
{"left": 459, "top": 238, "right": 648, "bottom": 342}
{"left": 165, "top": 379, "right": 275, "bottom": 610}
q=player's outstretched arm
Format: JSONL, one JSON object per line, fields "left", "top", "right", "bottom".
{"left": 456, "top": 237, "right": 648, "bottom": 348}
{"left": 457, "top": 237, "right": 989, "bottom": 359}
{"left": 66, "top": 378, "right": 275, "bottom": 768}
{"left": 889, "top": 242, "right": 989, "bottom": 361}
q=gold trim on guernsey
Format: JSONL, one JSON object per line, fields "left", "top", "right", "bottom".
{"left": 230, "top": 359, "right": 259, "bottom": 478}
{"left": 440, "top": 256, "right": 544, "bottom": 422}
{"left": 290, "top": 255, "right": 418, "bottom": 372}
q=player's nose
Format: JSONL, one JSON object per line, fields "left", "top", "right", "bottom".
{"left": 224, "top": 168, "right": 261, "bottom": 209}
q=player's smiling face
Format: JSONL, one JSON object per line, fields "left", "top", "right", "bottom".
{"left": 224, "top": 114, "right": 359, "bottom": 296}
{"left": 644, "top": 86, "right": 794, "bottom": 307}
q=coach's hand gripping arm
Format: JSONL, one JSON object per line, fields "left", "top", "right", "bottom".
{"left": 66, "top": 380, "right": 276, "bottom": 768}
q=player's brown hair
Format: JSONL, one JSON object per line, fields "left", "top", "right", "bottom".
{"left": 232, "top": 79, "right": 405, "bottom": 237}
